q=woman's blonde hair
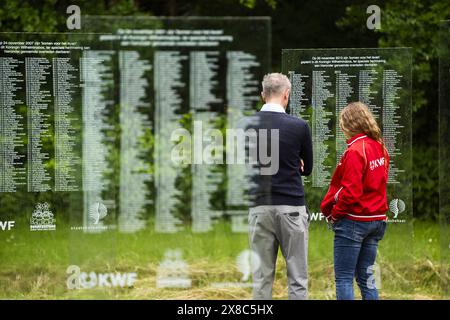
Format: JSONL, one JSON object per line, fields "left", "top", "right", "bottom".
{"left": 339, "top": 102, "right": 382, "bottom": 142}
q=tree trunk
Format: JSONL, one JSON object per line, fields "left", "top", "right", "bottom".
{"left": 168, "top": 0, "right": 176, "bottom": 16}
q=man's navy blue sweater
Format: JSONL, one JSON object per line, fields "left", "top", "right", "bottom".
{"left": 248, "top": 111, "right": 313, "bottom": 207}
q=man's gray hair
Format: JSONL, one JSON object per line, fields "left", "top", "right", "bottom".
{"left": 261, "top": 73, "right": 291, "bottom": 98}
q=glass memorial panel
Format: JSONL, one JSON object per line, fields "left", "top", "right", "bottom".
{"left": 0, "top": 32, "right": 117, "bottom": 298}
{"left": 79, "top": 16, "right": 271, "bottom": 297}
{"left": 282, "top": 48, "right": 413, "bottom": 298}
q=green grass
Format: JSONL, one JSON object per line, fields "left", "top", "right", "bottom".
{"left": 0, "top": 219, "right": 448, "bottom": 299}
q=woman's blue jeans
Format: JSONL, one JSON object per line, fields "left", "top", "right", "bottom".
{"left": 332, "top": 218, "right": 387, "bottom": 300}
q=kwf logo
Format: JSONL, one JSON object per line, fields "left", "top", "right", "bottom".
{"left": 66, "top": 265, "right": 137, "bottom": 289}
{"left": 0, "top": 221, "right": 15, "bottom": 231}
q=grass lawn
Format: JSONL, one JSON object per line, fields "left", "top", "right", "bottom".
{"left": 0, "top": 219, "right": 448, "bottom": 299}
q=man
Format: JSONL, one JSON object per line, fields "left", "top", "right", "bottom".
{"left": 248, "top": 72, "right": 313, "bottom": 300}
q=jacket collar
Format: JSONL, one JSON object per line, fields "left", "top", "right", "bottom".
{"left": 347, "top": 133, "right": 367, "bottom": 146}
{"left": 260, "top": 103, "right": 286, "bottom": 113}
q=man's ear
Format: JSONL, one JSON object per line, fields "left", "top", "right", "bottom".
{"left": 284, "top": 89, "right": 290, "bottom": 100}
{"left": 261, "top": 92, "right": 265, "bottom": 102}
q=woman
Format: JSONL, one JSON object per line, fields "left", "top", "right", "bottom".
{"left": 321, "top": 102, "right": 389, "bottom": 300}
